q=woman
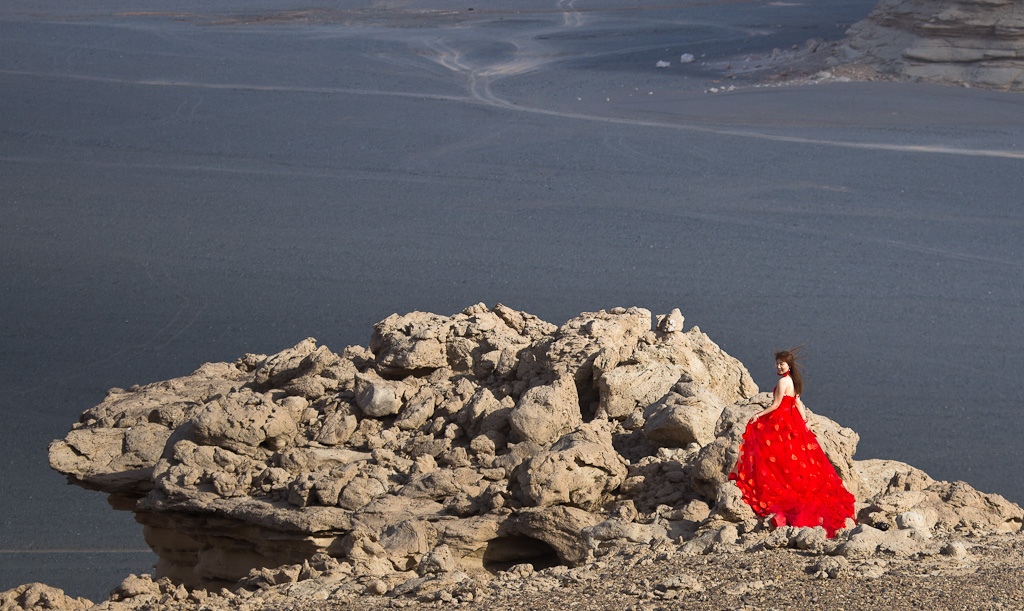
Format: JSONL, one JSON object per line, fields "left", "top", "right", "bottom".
{"left": 729, "top": 350, "right": 855, "bottom": 537}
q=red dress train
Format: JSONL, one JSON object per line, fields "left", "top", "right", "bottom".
{"left": 729, "top": 394, "right": 855, "bottom": 538}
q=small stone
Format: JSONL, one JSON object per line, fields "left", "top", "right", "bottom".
{"left": 941, "top": 541, "right": 971, "bottom": 560}
{"left": 810, "top": 556, "right": 848, "bottom": 579}
{"left": 366, "top": 579, "right": 390, "bottom": 595}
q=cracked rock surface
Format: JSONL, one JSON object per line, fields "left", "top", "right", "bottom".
{"left": 11, "top": 304, "right": 1022, "bottom": 610}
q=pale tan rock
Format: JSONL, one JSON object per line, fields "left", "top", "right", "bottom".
{"left": 941, "top": 540, "right": 972, "bottom": 560}
{"left": 499, "top": 506, "right": 604, "bottom": 566}
{"left": 512, "top": 421, "right": 627, "bottom": 511}
{"left": 370, "top": 312, "right": 451, "bottom": 373}
{"left": 45, "top": 304, "right": 1024, "bottom": 602}
{"left": 277, "top": 447, "right": 371, "bottom": 474}
{"left": 418, "top": 544, "right": 457, "bottom": 575}
{"left": 508, "top": 376, "right": 581, "bottom": 446}
{"left": 445, "top": 305, "right": 539, "bottom": 379}
{"left": 154, "top": 439, "right": 263, "bottom": 500}
{"left": 861, "top": 479, "right": 1023, "bottom": 534}
{"left": 251, "top": 340, "right": 351, "bottom": 401}
{"left": 596, "top": 360, "right": 680, "bottom": 420}
{"left": 371, "top": 304, "right": 547, "bottom": 380}
{"left": 110, "top": 574, "right": 162, "bottom": 600}
{"left": 583, "top": 518, "right": 667, "bottom": 549}
{"left": 48, "top": 428, "right": 131, "bottom": 486}
{"left": 252, "top": 338, "right": 317, "bottom": 387}
{"left": 354, "top": 371, "right": 408, "bottom": 418}
{"left": 810, "top": 555, "right": 849, "bottom": 579}
{"left": 791, "top": 526, "right": 830, "bottom": 552}
{"left": 711, "top": 481, "right": 757, "bottom": 523}
{"left": 457, "top": 388, "right": 511, "bottom": 439}
{"left": 853, "top": 458, "right": 934, "bottom": 500}
{"left": 76, "top": 360, "right": 249, "bottom": 430}
{"left": 394, "top": 387, "right": 437, "bottom": 431}
{"left": 338, "top": 473, "right": 388, "bottom": 511}
{"left": 0, "top": 583, "right": 92, "bottom": 611}
{"left": 643, "top": 391, "right": 725, "bottom": 448}
{"left": 433, "top": 513, "right": 504, "bottom": 575}
{"left": 379, "top": 519, "right": 437, "bottom": 571}
{"left": 684, "top": 435, "right": 736, "bottom": 500}
{"left": 312, "top": 408, "right": 359, "bottom": 446}
{"left": 656, "top": 308, "right": 685, "bottom": 334}
{"left": 191, "top": 389, "right": 297, "bottom": 454}
{"left": 539, "top": 308, "right": 653, "bottom": 382}
{"left": 48, "top": 360, "right": 249, "bottom": 493}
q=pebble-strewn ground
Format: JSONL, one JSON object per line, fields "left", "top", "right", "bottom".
{"left": 238, "top": 533, "right": 1023, "bottom": 611}
{"left": 12, "top": 529, "right": 1021, "bottom": 610}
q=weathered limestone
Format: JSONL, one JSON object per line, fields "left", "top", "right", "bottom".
{"left": 511, "top": 420, "right": 627, "bottom": 510}
{"left": 837, "top": 0, "right": 1024, "bottom": 90}
{"left": 0, "top": 583, "right": 92, "bottom": 611}
{"left": 42, "top": 304, "right": 1022, "bottom": 602}
{"left": 507, "top": 375, "right": 582, "bottom": 446}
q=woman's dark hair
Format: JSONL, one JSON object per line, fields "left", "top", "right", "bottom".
{"left": 775, "top": 348, "right": 803, "bottom": 396}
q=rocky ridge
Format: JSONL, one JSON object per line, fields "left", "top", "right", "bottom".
{"left": 11, "top": 305, "right": 1023, "bottom": 610}
{"left": 835, "top": 0, "right": 1024, "bottom": 90}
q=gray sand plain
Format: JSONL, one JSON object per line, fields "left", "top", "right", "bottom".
{"left": 1, "top": 0, "right": 1023, "bottom": 601}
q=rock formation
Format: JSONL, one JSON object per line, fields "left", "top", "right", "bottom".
{"left": 837, "top": 0, "right": 1024, "bottom": 90}
{"left": 22, "top": 304, "right": 1023, "bottom": 609}
{"left": 0, "top": 583, "right": 91, "bottom": 611}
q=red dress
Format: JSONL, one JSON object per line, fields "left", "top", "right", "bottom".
{"left": 729, "top": 392, "right": 855, "bottom": 538}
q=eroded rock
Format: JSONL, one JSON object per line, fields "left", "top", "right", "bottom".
{"left": 41, "top": 303, "right": 1023, "bottom": 605}
{"left": 0, "top": 583, "right": 92, "bottom": 611}
{"left": 837, "top": 0, "right": 1024, "bottom": 90}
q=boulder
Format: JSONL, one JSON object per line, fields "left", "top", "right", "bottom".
{"left": 512, "top": 421, "right": 628, "bottom": 510}
{"left": 656, "top": 308, "right": 685, "bottom": 334}
{"left": 370, "top": 312, "right": 451, "bottom": 373}
{"left": 251, "top": 339, "right": 350, "bottom": 399}
{"left": 418, "top": 544, "right": 457, "bottom": 575}
{"left": 190, "top": 389, "right": 298, "bottom": 454}
{"left": 711, "top": 480, "right": 757, "bottom": 523}
{"left": 537, "top": 308, "right": 653, "bottom": 383}
{"left": 508, "top": 376, "right": 581, "bottom": 446}
{"left": 499, "top": 506, "right": 604, "bottom": 566}
{"left": 596, "top": 360, "right": 680, "bottom": 420}
{"left": 0, "top": 583, "right": 92, "bottom": 611}
{"left": 643, "top": 391, "right": 725, "bottom": 447}
{"left": 853, "top": 458, "right": 934, "bottom": 500}
{"left": 861, "top": 479, "right": 1023, "bottom": 534}
{"left": 354, "top": 371, "right": 408, "bottom": 418}
{"left": 583, "top": 518, "right": 667, "bottom": 550}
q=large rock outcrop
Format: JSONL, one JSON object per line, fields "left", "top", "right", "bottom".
{"left": 838, "top": 0, "right": 1024, "bottom": 90}
{"left": 44, "top": 304, "right": 1022, "bottom": 603}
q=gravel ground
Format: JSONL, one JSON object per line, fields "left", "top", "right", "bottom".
{"left": 246, "top": 533, "right": 1024, "bottom": 611}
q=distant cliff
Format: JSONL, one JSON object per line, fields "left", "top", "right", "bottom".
{"left": 837, "top": 0, "right": 1024, "bottom": 90}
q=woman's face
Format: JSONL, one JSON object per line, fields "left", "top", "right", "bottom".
{"left": 776, "top": 360, "right": 790, "bottom": 375}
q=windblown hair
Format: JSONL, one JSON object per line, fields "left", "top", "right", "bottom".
{"left": 775, "top": 347, "right": 804, "bottom": 396}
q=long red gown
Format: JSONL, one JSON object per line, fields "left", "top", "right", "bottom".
{"left": 729, "top": 392, "right": 855, "bottom": 538}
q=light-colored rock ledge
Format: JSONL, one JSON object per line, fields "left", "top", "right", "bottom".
{"left": 836, "top": 0, "right": 1024, "bottom": 90}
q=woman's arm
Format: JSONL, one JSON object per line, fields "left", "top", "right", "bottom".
{"left": 795, "top": 395, "right": 808, "bottom": 420}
